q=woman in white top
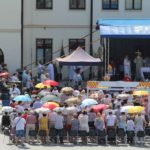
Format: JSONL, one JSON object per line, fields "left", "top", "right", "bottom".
{"left": 78, "top": 111, "right": 89, "bottom": 144}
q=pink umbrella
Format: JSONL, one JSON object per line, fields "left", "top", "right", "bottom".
{"left": 0, "top": 72, "right": 9, "bottom": 77}
{"left": 92, "top": 104, "right": 108, "bottom": 113}
{"left": 43, "top": 80, "right": 59, "bottom": 86}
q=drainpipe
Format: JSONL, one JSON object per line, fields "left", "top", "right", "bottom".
{"left": 90, "top": 0, "right": 93, "bottom": 56}
{"left": 89, "top": 0, "right": 93, "bottom": 79}
{"left": 21, "top": 0, "right": 24, "bottom": 70}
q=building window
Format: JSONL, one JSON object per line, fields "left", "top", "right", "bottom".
{"left": 36, "top": 39, "right": 52, "bottom": 64}
{"left": 70, "top": 0, "right": 86, "bottom": 9}
{"left": 125, "top": 0, "right": 142, "bottom": 10}
{"left": 102, "top": 0, "right": 118, "bottom": 10}
{"left": 36, "top": 0, "right": 53, "bottom": 9}
{"left": 69, "top": 39, "right": 85, "bottom": 52}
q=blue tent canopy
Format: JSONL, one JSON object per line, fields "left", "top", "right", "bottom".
{"left": 97, "top": 19, "right": 150, "bottom": 38}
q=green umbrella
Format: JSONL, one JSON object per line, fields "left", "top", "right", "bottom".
{"left": 38, "top": 91, "right": 50, "bottom": 97}
{"left": 41, "top": 94, "right": 60, "bottom": 103}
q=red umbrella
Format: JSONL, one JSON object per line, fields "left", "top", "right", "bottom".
{"left": 92, "top": 104, "right": 108, "bottom": 113}
{"left": 42, "top": 102, "right": 59, "bottom": 110}
{"left": 43, "top": 80, "right": 59, "bottom": 86}
{"left": 0, "top": 72, "right": 9, "bottom": 77}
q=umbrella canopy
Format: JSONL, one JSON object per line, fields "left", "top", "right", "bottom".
{"left": 61, "top": 87, "right": 74, "bottom": 94}
{"left": 38, "top": 91, "right": 51, "bottom": 97}
{"left": 14, "top": 95, "right": 32, "bottom": 102}
{"left": 54, "top": 107, "right": 64, "bottom": 113}
{"left": 66, "top": 106, "right": 78, "bottom": 114}
{"left": 0, "top": 72, "right": 9, "bottom": 77}
{"left": 120, "top": 106, "right": 144, "bottom": 113}
{"left": 2, "top": 106, "right": 13, "bottom": 113}
{"left": 92, "top": 104, "right": 108, "bottom": 113}
{"left": 121, "top": 106, "right": 134, "bottom": 113}
{"left": 42, "top": 102, "right": 59, "bottom": 110}
{"left": 80, "top": 98, "right": 98, "bottom": 108}
{"left": 133, "top": 90, "right": 148, "bottom": 96}
{"left": 89, "top": 93, "right": 99, "bottom": 99}
{"left": 43, "top": 80, "right": 59, "bottom": 86}
{"left": 128, "top": 106, "right": 144, "bottom": 113}
{"left": 41, "top": 94, "right": 60, "bottom": 103}
{"left": 35, "top": 83, "right": 51, "bottom": 89}
{"left": 65, "top": 97, "right": 81, "bottom": 106}
{"left": 35, "top": 108, "right": 50, "bottom": 113}
{"left": 117, "top": 94, "right": 130, "bottom": 99}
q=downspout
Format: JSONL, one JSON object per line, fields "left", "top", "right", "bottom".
{"left": 89, "top": 0, "right": 93, "bottom": 79}
{"left": 21, "top": 0, "right": 24, "bottom": 70}
{"left": 90, "top": 0, "right": 93, "bottom": 56}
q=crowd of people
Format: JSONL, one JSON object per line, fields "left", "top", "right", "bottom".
{"left": 0, "top": 86, "right": 150, "bottom": 146}
{"left": 0, "top": 61, "right": 150, "bottom": 147}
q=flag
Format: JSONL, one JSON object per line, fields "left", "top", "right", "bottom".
{"left": 60, "top": 40, "right": 65, "bottom": 58}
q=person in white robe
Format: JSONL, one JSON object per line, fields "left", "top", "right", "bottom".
{"left": 47, "top": 62, "right": 54, "bottom": 80}
{"left": 124, "top": 55, "right": 131, "bottom": 78}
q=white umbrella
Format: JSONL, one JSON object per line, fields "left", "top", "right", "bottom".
{"left": 35, "top": 108, "right": 51, "bottom": 113}
{"left": 66, "top": 106, "right": 78, "bottom": 114}
{"left": 117, "top": 94, "right": 130, "bottom": 100}
{"left": 2, "top": 106, "right": 13, "bottom": 113}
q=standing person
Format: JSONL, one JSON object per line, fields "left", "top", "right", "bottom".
{"left": 134, "top": 113, "right": 146, "bottom": 144}
{"left": 78, "top": 111, "right": 89, "bottom": 144}
{"left": 88, "top": 108, "right": 96, "bottom": 128}
{"left": 68, "top": 66, "right": 75, "bottom": 81}
{"left": 118, "top": 112, "right": 127, "bottom": 131}
{"left": 26, "top": 111, "right": 37, "bottom": 143}
{"left": 39, "top": 113, "right": 49, "bottom": 144}
{"left": 14, "top": 112, "right": 26, "bottom": 146}
{"left": 134, "top": 50, "right": 143, "bottom": 80}
{"left": 54, "top": 111, "right": 64, "bottom": 144}
{"left": 47, "top": 62, "right": 54, "bottom": 80}
{"left": 123, "top": 55, "right": 131, "bottom": 79}
{"left": 15, "top": 101, "right": 24, "bottom": 113}
{"left": 126, "top": 117, "right": 135, "bottom": 144}
{"left": 37, "top": 61, "right": 45, "bottom": 80}
{"left": 73, "top": 68, "right": 82, "bottom": 89}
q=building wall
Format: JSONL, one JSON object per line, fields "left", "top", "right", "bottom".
{"left": 0, "top": 0, "right": 21, "bottom": 73}
{"left": 23, "top": 0, "right": 150, "bottom": 77}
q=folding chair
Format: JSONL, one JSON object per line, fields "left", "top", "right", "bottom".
{"left": 28, "top": 130, "right": 37, "bottom": 143}
{"left": 49, "top": 127, "right": 56, "bottom": 143}
{"left": 117, "top": 128, "right": 127, "bottom": 144}
{"left": 145, "top": 127, "right": 150, "bottom": 136}
{"left": 69, "top": 130, "right": 78, "bottom": 144}
{"left": 96, "top": 129, "right": 107, "bottom": 145}
{"left": 60, "top": 129, "right": 68, "bottom": 143}
{"left": 88, "top": 128, "right": 96, "bottom": 143}
{"left": 135, "top": 131, "right": 145, "bottom": 145}
{"left": 126, "top": 131, "right": 135, "bottom": 144}
{"left": 78, "top": 130, "right": 88, "bottom": 144}
{"left": 107, "top": 127, "right": 117, "bottom": 145}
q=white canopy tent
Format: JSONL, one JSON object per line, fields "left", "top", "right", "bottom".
{"left": 56, "top": 47, "right": 101, "bottom": 66}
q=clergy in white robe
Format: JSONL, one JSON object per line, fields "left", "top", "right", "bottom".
{"left": 123, "top": 55, "right": 131, "bottom": 78}
{"left": 47, "top": 62, "right": 54, "bottom": 80}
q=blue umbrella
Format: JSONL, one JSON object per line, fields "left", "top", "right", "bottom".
{"left": 14, "top": 95, "right": 32, "bottom": 102}
{"left": 80, "top": 98, "right": 98, "bottom": 108}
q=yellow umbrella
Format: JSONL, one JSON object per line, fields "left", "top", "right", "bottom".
{"left": 128, "top": 106, "right": 144, "bottom": 113}
{"left": 133, "top": 90, "right": 148, "bottom": 96}
{"left": 35, "top": 83, "right": 51, "bottom": 89}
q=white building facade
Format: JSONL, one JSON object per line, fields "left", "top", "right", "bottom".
{"left": 1, "top": 0, "right": 150, "bottom": 74}
{"left": 0, "top": 0, "right": 21, "bottom": 73}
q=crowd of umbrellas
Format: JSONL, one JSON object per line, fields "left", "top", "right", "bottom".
{"left": 1, "top": 79, "right": 147, "bottom": 116}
